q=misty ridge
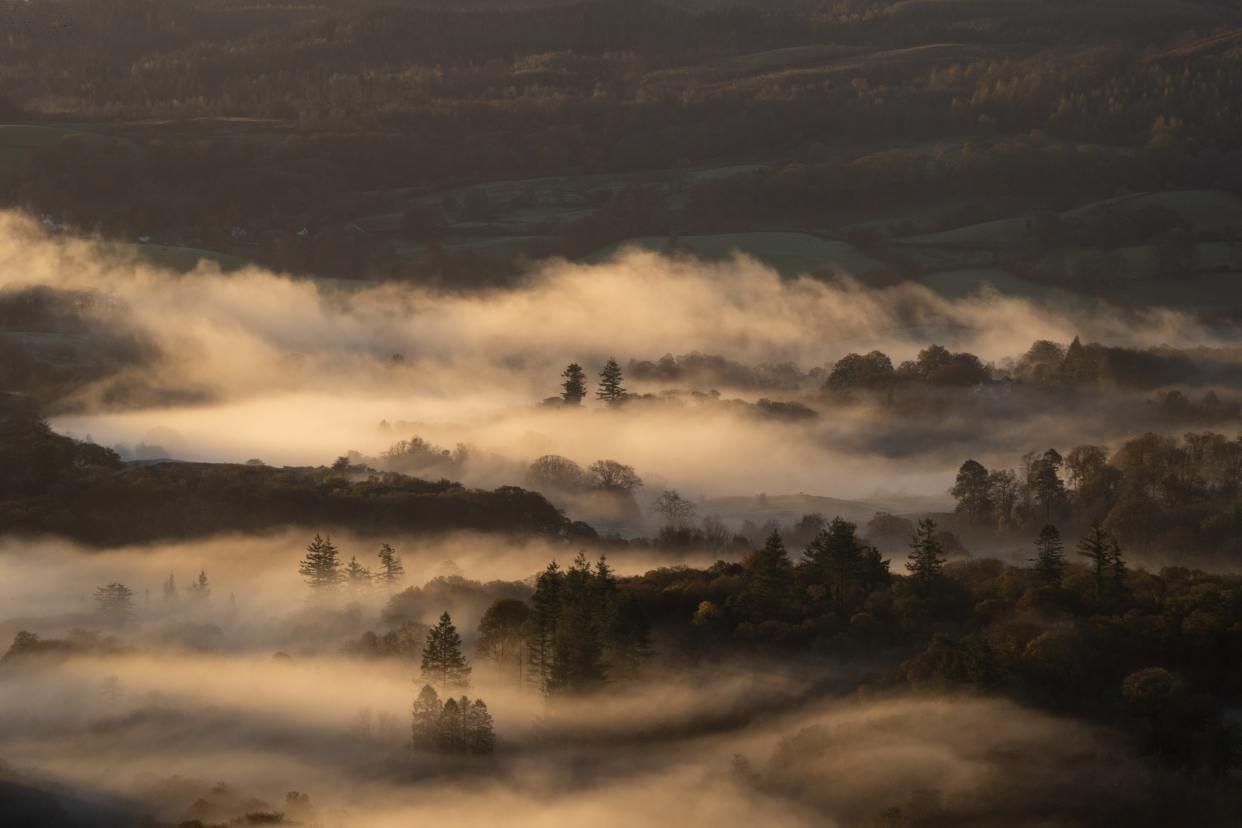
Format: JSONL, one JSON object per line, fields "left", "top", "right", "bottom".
{"left": 4, "top": 205, "right": 1242, "bottom": 827}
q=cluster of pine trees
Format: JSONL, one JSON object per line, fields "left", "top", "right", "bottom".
{"left": 556, "top": 360, "right": 626, "bottom": 406}
{"left": 526, "top": 553, "right": 650, "bottom": 695}
{"left": 298, "top": 535, "right": 405, "bottom": 591}
{"left": 410, "top": 684, "right": 494, "bottom": 757}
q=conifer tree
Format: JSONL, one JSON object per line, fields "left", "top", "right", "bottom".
{"left": 1078, "top": 522, "right": 1119, "bottom": 603}
{"left": 596, "top": 358, "right": 626, "bottom": 405}
{"left": 422, "top": 612, "right": 471, "bottom": 691}
{"left": 560, "top": 363, "right": 587, "bottom": 406}
{"left": 525, "top": 561, "right": 563, "bottom": 692}
{"left": 187, "top": 570, "right": 211, "bottom": 600}
{"left": 411, "top": 684, "right": 442, "bottom": 751}
{"left": 375, "top": 543, "right": 405, "bottom": 588}
{"left": 162, "top": 574, "right": 177, "bottom": 601}
{"left": 1031, "top": 524, "right": 1066, "bottom": 586}
{"left": 466, "top": 699, "right": 496, "bottom": 756}
{"left": 298, "top": 534, "right": 344, "bottom": 590}
{"left": 345, "top": 556, "right": 372, "bottom": 588}
{"left": 436, "top": 698, "right": 466, "bottom": 752}
{"left": 905, "top": 518, "right": 946, "bottom": 592}
{"left": 802, "top": 517, "right": 866, "bottom": 617}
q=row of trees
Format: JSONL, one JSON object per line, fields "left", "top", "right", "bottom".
{"left": 951, "top": 430, "right": 1242, "bottom": 558}
{"left": 525, "top": 554, "right": 650, "bottom": 695}
{"left": 557, "top": 359, "right": 626, "bottom": 406}
{"left": 298, "top": 535, "right": 405, "bottom": 591}
{"left": 411, "top": 684, "right": 495, "bottom": 757}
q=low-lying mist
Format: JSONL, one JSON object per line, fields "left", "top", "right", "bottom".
{"left": 0, "top": 536, "right": 1207, "bottom": 828}
{"left": 3, "top": 210, "right": 1236, "bottom": 507}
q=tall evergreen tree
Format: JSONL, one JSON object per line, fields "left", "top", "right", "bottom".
{"left": 1031, "top": 524, "right": 1066, "bottom": 586}
{"left": 802, "top": 517, "right": 866, "bottom": 617}
{"left": 560, "top": 363, "right": 587, "bottom": 406}
{"left": 435, "top": 698, "right": 466, "bottom": 752}
{"left": 466, "top": 699, "right": 496, "bottom": 756}
{"left": 411, "top": 684, "right": 442, "bottom": 751}
{"left": 548, "top": 553, "right": 606, "bottom": 694}
{"left": 1078, "top": 522, "right": 1119, "bottom": 603}
{"left": 596, "top": 358, "right": 626, "bottom": 405}
{"left": 376, "top": 543, "right": 405, "bottom": 588}
{"left": 905, "top": 518, "right": 946, "bottom": 592}
{"left": 299, "top": 534, "right": 344, "bottom": 589}
{"left": 345, "top": 556, "right": 372, "bottom": 588}
{"left": 525, "top": 561, "right": 563, "bottom": 692}
{"left": 162, "top": 574, "right": 177, "bottom": 601}
{"left": 422, "top": 612, "right": 471, "bottom": 691}
{"left": 187, "top": 570, "right": 210, "bottom": 600}
{"left": 734, "top": 531, "right": 795, "bottom": 620}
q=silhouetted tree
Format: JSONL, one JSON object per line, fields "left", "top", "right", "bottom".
{"left": 1031, "top": 524, "right": 1066, "bottom": 586}
{"left": 465, "top": 699, "right": 496, "bottom": 756}
{"left": 478, "top": 598, "right": 531, "bottom": 683}
{"left": 422, "top": 612, "right": 471, "bottom": 691}
{"left": 187, "top": 570, "right": 210, "bottom": 600}
{"left": 299, "top": 534, "right": 344, "bottom": 589}
{"left": 952, "top": 460, "right": 994, "bottom": 524}
{"left": 376, "top": 543, "right": 405, "bottom": 588}
{"left": 411, "top": 683, "right": 442, "bottom": 751}
{"left": 654, "top": 489, "right": 696, "bottom": 528}
{"left": 906, "top": 519, "right": 946, "bottom": 593}
{"left": 345, "top": 556, "right": 372, "bottom": 588}
{"left": 587, "top": 459, "right": 642, "bottom": 491}
{"left": 597, "top": 358, "right": 626, "bottom": 405}
{"left": 561, "top": 363, "right": 587, "bottom": 405}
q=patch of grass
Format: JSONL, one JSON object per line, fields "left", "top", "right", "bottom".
{"left": 591, "top": 232, "right": 883, "bottom": 277}
{"left": 916, "top": 268, "right": 1051, "bottom": 300}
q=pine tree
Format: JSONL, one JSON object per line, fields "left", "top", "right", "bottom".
{"left": 162, "top": 574, "right": 177, "bottom": 601}
{"left": 596, "top": 358, "right": 626, "bottom": 405}
{"left": 95, "top": 582, "right": 135, "bottom": 626}
{"left": 548, "top": 553, "right": 606, "bottom": 694}
{"left": 435, "top": 698, "right": 466, "bottom": 752}
{"left": 1078, "top": 522, "right": 1114, "bottom": 602}
{"left": 298, "top": 534, "right": 344, "bottom": 589}
{"left": 375, "top": 543, "right": 405, "bottom": 588}
{"left": 736, "top": 531, "right": 795, "bottom": 620}
{"left": 525, "top": 561, "right": 563, "bottom": 693}
{"left": 411, "top": 684, "right": 442, "bottom": 751}
{"left": 465, "top": 699, "right": 495, "bottom": 756}
{"left": 345, "top": 556, "right": 372, "bottom": 588}
{"left": 905, "top": 518, "right": 946, "bottom": 592}
{"left": 1031, "top": 524, "right": 1066, "bottom": 586}
{"left": 802, "top": 518, "right": 866, "bottom": 618}
{"left": 187, "top": 570, "right": 211, "bottom": 600}
{"left": 422, "top": 612, "right": 471, "bottom": 691}
{"left": 560, "top": 363, "right": 587, "bottom": 406}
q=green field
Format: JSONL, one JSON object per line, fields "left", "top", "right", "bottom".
{"left": 1062, "top": 190, "right": 1242, "bottom": 234}
{"left": 107, "top": 243, "right": 249, "bottom": 273}
{"left": 916, "top": 268, "right": 1053, "bottom": 300}
{"left": 0, "top": 125, "right": 90, "bottom": 166}
{"left": 590, "top": 232, "right": 884, "bottom": 277}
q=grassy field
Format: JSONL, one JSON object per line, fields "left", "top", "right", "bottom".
{"left": 901, "top": 216, "right": 1032, "bottom": 248}
{"left": 916, "top": 268, "right": 1053, "bottom": 300}
{"left": 1062, "top": 190, "right": 1242, "bottom": 234}
{"left": 0, "top": 125, "right": 90, "bottom": 167}
{"left": 590, "top": 232, "right": 884, "bottom": 277}
{"left": 115, "top": 243, "right": 249, "bottom": 273}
